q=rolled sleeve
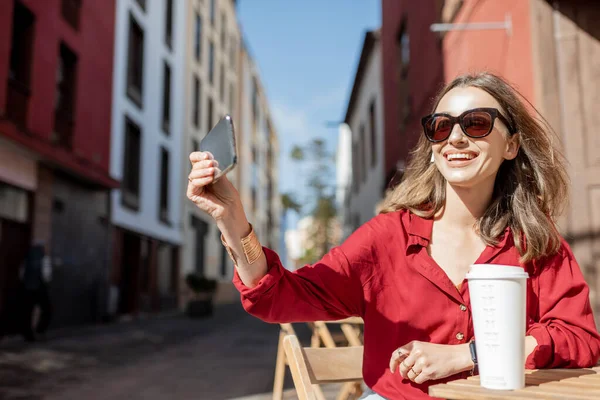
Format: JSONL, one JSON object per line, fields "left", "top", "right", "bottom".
{"left": 232, "top": 247, "right": 284, "bottom": 302}
{"left": 526, "top": 324, "right": 554, "bottom": 369}
{"left": 230, "top": 219, "right": 380, "bottom": 324}
{"left": 526, "top": 240, "right": 600, "bottom": 368}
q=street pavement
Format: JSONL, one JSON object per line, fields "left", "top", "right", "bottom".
{"left": 0, "top": 303, "right": 317, "bottom": 400}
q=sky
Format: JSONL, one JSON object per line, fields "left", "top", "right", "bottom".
{"left": 237, "top": 1, "right": 381, "bottom": 229}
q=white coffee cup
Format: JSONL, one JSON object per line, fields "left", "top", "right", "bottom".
{"left": 466, "top": 264, "right": 529, "bottom": 390}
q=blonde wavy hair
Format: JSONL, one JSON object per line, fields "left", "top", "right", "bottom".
{"left": 378, "top": 72, "right": 569, "bottom": 264}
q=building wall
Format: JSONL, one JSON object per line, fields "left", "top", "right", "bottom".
{"left": 347, "top": 39, "right": 385, "bottom": 229}
{"left": 528, "top": 0, "right": 600, "bottom": 320}
{"left": 380, "top": 0, "right": 445, "bottom": 185}
{"left": 0, "top": 0, "right": 116, "bottom": 172}
{"left": 443, "top": 0, "right": 534, "bottom": 100}
{"left": 110, "top": 0, "right": 185, "bottom": 244}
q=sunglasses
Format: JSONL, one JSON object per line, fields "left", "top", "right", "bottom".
{"left": 421, "top": 107, "right": 515, "bottom": 143}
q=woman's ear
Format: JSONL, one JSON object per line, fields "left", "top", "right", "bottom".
{"left": 504, "top": 133, "right": 520, "bottom": 160}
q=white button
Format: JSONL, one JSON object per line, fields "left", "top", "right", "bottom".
{"left": 460, "top": 304, "right": 467, "bottom": 312}
{"left": 456, "top": 332, "right": 465, "bottom": 341}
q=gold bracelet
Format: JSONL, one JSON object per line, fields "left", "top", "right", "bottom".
{"left": 240, "top": 225, "right": 263, "bottom": 264}
{"left": 220, "top": 224, "right": 263, "bottom": 266}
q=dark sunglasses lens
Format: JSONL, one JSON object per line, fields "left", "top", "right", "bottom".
{"left": 426, "top": 116, "right": 452, "bottom": 141}
{"left": 463, "top": 111, "right": 493, "bottom": 137}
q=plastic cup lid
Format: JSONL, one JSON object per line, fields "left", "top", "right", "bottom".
{"left": 466, "top": 264, "right": 529, "bottom": 280}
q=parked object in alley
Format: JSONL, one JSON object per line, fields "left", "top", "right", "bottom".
{"left": 184, "top": 273, "right": 217, "bottom": 318}
{"left": 18, "top": 243, "right": 53, "bottom": 342}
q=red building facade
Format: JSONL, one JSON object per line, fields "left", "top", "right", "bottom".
{"left": 0, "top": 0, "right": 118, "bottom": 330}
{"left": 380, "top": 0, "right": 445, "bottom": 189}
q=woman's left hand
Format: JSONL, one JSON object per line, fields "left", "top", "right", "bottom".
{"left": 389, "top": 341, "right": 473, "bottom": 384}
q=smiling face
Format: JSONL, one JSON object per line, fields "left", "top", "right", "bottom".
{"left": 431, "top": 87, "right": 519, "bottom": 190}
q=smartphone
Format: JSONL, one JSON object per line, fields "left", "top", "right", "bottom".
{"left": 200, "top": 115, "right": 237, "bottom": 181}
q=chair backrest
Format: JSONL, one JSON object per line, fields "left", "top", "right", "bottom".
{"left": 283, "top": 334, "right": 364, "bottom": 400}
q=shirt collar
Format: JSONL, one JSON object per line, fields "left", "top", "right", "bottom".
{"left": 405, "top": 211, "right": 433, "bottom": 247}
{"left": 405, "top": 210, "right": 512, "bottom": 249}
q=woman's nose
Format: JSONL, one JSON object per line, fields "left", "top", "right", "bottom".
{"left": 448, "top": 123, "right": 468, "bottom": 146}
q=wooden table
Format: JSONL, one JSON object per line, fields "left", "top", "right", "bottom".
{"left": 429, "top": 367, "right": 600, "bottom": 399}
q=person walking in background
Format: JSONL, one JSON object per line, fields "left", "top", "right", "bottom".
{"left": 186, "top": 72, "right": 600, "bottom": 399}
{"left": 19, "top": 242, "right": 52, "bottom": 342}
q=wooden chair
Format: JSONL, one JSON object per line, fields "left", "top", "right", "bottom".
{"left": 273, "top": 319, "right": 365, "bottom": 400}
{"left": 273, "top": 323, "right": 327, "bottom": 400}
{"left": 284, "top": 334, "right": 364, "bottom": 400}
{"left": 311, "top": 319, "right": 364, "bottom": 399}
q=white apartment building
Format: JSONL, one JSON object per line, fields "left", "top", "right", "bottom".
{"left": 336, "top": 122, "right": 354, "bottom": 240}
{"left": 109, "top": 0, "right": 186, "bottom": 316}
{"left": 341, "top": 30, "right": 384, "bottom": 235}
{"left": 181, "top": 0, "right": 243, "bottom": 305}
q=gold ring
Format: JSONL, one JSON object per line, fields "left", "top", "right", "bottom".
{"left": 410, "top": 367, "right": 420, "bottom": 376}
{"left": 401, "top": 361, "right": 409, "bottom": 369}
{"left": 188, "top": 177, "right": 193, "bottom": 183}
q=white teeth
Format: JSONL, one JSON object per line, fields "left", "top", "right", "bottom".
{"left": 447, "top": 153, "right": 475, "bottom": 161}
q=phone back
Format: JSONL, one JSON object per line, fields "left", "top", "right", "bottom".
{"left": 200, "top": 115, "right": 237, "bottom": 178}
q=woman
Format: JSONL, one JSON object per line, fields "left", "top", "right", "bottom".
{"left": 186, "top": 73, "right": 600, "bottom": 399}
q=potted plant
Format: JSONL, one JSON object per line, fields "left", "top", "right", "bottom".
{"left": 185, "top": 273, "right": 218, "bottom": 318}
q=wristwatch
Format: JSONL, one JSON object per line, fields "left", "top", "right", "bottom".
{"left": 469, "top": 340, "right": 479, "bottom": 375}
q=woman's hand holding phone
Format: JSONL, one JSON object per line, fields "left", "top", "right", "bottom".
{"left": 187, "top": 151, "right": 241, "bottom": 222}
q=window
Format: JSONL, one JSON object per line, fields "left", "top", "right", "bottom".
{"left": 220, "top": 13, "right": 226, "bottom": 49}
{"left": 360, "top": 124, "right": 367, "bottom": 183}
{"left": 251, "top": 79, "right": 258, "bottom": 122}
{"left": 191, "top": 216, "right": 208, "bottom": 276}
{"left": 61, "top": 0, "right": 81, "bottom": 30}
{"left": 229, "top": 36, "right": 236, "bottom": 67}
{"left": 207, "top": 96, "right": 214, "bottom": 133}
{"left": 194, "top": 13, "right": 202, "bottom": 62}
{"left": 228, "top": 82, "right": 235, "bottom": 115}
{"left": 220, "top": 237, "right": 228, "bottom": 278}
{"left": 208, "top": 40, "right": 214, "bottom": 84}
{"left": 0, "top": 183, "right": 29, "bottom": 223}
{"left": 126, "top": 14, "right": 144, "bottom": 107}
{"left": 352, "top": 139, "right": 358, "bottom": 193}
{"left": 159, "top": 147, "right": 170, "bottom": 223}
{"left": 7, "top": 1, "right": 35, "bottom": 126}
{"left": 219, "top": 62, "right": 225, "bottom": 103}
{"left": 54, "top": 43, "right": 78, "bottom": 148}
{"left": 193, "top": 75, "right": 201, "bottom": 128}
{"left": 162, "top": 61, "right": 171, "bottom": 134}
{"left": 397, "top": 19, "right": 410, "bottom": 129}
{"left": 122, "top": 118, "right": 142, "bottom": 210}
{"left": 210, "top": 0, "right": 215, "bottom": 25}
{"left": 369, "top": 100, "right": 376, "bottom": 167}
{"left": 398, "top": 21, "right": 410, "bottom": 78}
{"left": 165, "top": 0, "right": 173, "bottom": 49}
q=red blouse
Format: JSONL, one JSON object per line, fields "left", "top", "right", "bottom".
{"left": 233, "top": 210, "right": 600, "bottom": 400}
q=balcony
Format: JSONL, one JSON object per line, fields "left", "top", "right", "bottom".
{"left": 6, "top": 77, "right": 30, "bottom": 128}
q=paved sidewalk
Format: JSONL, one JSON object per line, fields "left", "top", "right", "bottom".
{"left": 0, "top": 303, "right": 315, "bottom": 400}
